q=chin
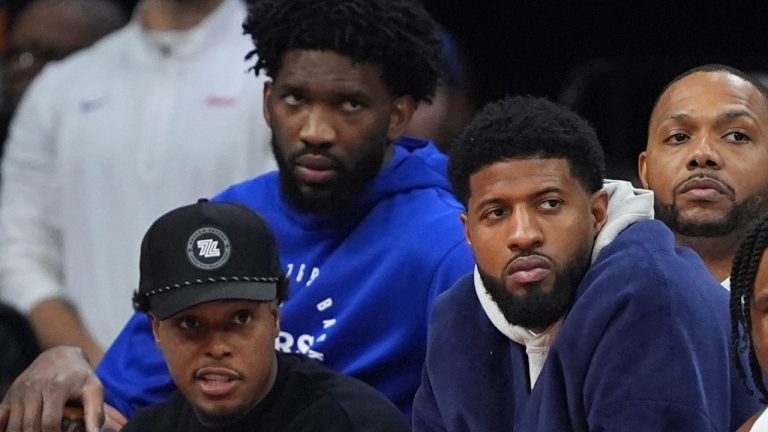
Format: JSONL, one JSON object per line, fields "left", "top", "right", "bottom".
{"left": 192, "top": 399, "right": 251, "bottom": 426}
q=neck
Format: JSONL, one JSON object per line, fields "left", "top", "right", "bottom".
{"left": 140, "top": 0, "right": 223, "bottom": 31}
{"left": 675, "top": 232, "right": 741, "bottom": 282}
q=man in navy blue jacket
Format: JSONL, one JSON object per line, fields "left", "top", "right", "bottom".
{"left": 412, "top": 96, "right": 758, "bottom": 431}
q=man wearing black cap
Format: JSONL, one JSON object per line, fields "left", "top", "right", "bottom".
{"left": 0, "top": 0, "right": 472, "bottom": 430}
{"left": 122, "top": 200, "right": 408, "bottom": 431}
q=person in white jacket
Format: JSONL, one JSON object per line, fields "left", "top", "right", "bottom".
{"left": 0, "top": 0, "right": 275, "bottom": 364}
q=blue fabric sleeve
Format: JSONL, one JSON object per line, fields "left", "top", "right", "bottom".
{"left": 96, "top": 313, "right": 175, "bottom": 417}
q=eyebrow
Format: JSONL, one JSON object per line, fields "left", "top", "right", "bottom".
{"left": 665, "top": 110, "right": 758, "bottom": 123}
{"left": 471, "top": 186, "right": 565, "bottom": 212}
{"left": 722, "top": 109, "right": 758, "bottom": 122}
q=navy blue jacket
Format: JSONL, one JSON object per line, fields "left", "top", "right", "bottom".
{"left": 413, "top": 220, "right": 759, "bottom": 431}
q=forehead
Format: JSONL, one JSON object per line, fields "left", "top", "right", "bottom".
{"left": 468, "top": 159, "right": 583, "bottom": 202}
{"left": 273, "top": 50, "right": 390, "bottom": 96}
{"left": 650, "top": 72, "right": 768, "bottom": 129}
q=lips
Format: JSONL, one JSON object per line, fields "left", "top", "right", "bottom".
{"left": 294, "top": 154, "right": 337, "bottom": 184}
{"left": 195, "top": 367, "right": 241, "bottom": 397}
{"left": 505, "top": 255, "right": 552, "bottom": 285}
{"left": 677, "top": 176, "right": 732, "bottom": 202}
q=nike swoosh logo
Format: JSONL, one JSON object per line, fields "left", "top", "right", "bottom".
{"left": 80, "top": 98, "right": 107, "bottom": 112}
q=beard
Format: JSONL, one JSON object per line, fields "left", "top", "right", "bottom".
{"left": 271, "top": 133, "right": 388, "bottom": 214}
{"left": 192, "top": 403, "right": 254, "bottom": 429}
{"left": 478, "top": 243, "right": 592, "bottom": 330}
{"left": 655, "top": 186, "right": 768, "bottom": 238}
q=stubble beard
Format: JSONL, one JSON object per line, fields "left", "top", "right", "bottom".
{"left": 655, "top": 193, "right": 768, "bottom": 238}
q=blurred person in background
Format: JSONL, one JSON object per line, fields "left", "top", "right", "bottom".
{"left": 0, "top": 0, "right": 275, "bottom": 365}
{"left": 405, "top": 26, "right": 476, "bottom": 153}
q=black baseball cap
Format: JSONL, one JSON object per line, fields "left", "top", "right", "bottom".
{"left": 133, "top": 199, "right": 283, "bottom": 320}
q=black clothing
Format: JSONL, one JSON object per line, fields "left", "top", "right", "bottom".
{"left": 123, "top": 353, "right": 410, "bottom": 432}
{"left": 0, "top": 302, "right": 40, "bottom": 398}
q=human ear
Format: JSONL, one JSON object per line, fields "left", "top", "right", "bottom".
{"left": 263, "top": 82, "right": 273, "bottom": 127}
{"left": 638, "top": 151, "right": 650, "bottom": 189}
{"left": 590, "top": 189, "right": 609, "bottom": 233}
{"left": 387, "top": 95, "right": 417, "bottom": 141}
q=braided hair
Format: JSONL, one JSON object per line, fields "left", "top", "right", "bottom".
{"left": 242, "top": 0, "right": 441, "bottom": 103}
{"left": 731, "top": 213, "right": 768, "bottom": 402}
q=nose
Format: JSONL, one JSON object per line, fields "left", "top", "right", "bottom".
{"left": 505, "top": 208, "right": 544, "bottom": 253}
{"left": 205, "top": 330, "right": 233, "bottom": 359}
{"left": 687, "top": 135, "right": 722, "bottom": 170}
{"left": 299, "top": 106, "right": 336, "bottom": 147}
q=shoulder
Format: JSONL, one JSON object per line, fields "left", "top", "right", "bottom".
{"left": 277, "top": 354, "right": 410, "bottom": 431}
{"left": 588, "top": 220, "right": 724, "bottom": 300}
{"left": 123, "top": 392, "right": 187, "bottom": 432}
{"left": 432, "top": 274, "right": 477, "bottom": 320}
{"left": 213, "top": 172, "right": 279, "bottom": 204}
{"left": 428, "top": 274, "right": 501, "bottom": 350}
{"left": 576, "top": 220, "right": 727, "bottom": 326}
{"left": 44, "top": 25, "right": 131, "bottom": 79}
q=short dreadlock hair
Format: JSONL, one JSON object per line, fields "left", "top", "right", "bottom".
{"left": 731, "top": 213, "right": 768, "bottom": 403}
{"left": 243, "top": 0, "right": 441, "bottom": 103}
{"left": 449, "top": 96, "right": 605, "bottom": 207}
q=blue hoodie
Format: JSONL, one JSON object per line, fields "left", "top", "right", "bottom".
{"left": 97, "top": 138, "right": 474, "bottom": 417}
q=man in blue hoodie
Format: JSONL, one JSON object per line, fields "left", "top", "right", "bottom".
{"left": 412, "top": 96, "right": 758, "bottom": 431}
{"left": 0, "top": 0, "right": 474, "bottom": 430}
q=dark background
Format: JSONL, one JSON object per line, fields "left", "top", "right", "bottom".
{"left": 6, "top": 0, "right": 768, "bottom": 181}
{"left": 421, "top": 1, "right": 768, "bottom": 181}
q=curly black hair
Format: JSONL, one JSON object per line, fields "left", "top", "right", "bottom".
{"left": 730, "top": 213, "right": 768, "bottom": 403}
{"left": 242, "top": 0, "right": 441, "bottom": 103}
{"left": 449, "top": 96, "right": 605, "bottom": 207}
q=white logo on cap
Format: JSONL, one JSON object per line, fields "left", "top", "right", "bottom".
{"left": 186, "top": 227, "right": 231, "bottom": 270}
{"left": 196, "top": 239, "right": 221, "bottom": 258}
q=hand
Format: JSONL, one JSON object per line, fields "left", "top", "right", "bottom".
{"left": 0, "top": 346, "right": 104, "bottom": 432}
{"left": 102, "top": 405, "right": 126, "bottom": 431}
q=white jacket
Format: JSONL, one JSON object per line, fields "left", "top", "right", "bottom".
{"left": 0, "top": 0, "right": 275, "bottom": 346}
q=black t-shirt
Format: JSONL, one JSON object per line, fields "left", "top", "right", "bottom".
{"left": 122, "top": 352, "right": 410, "bottom": 432}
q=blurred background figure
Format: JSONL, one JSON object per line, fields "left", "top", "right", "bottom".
{"left": 405, "top": 26, "right": 476, "bottom": 153}
{"left": 0, "top": 0, "right": 126, "bottom": 149}
{"left": 0, "top": 0, "right": 275, "bottom": 365}
{"left": 6, "top": 0, "right": 126, "bottom": 108}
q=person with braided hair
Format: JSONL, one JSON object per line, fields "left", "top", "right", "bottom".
{"left": 731, "top": 213, "right": 768, "bottom": 431}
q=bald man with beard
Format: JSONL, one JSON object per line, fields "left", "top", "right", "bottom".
{"left": 639, "top": 64, "right": 768, "bottom": 288}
